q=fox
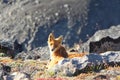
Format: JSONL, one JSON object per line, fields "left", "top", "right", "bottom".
{"left": 47, "top": 33, "right": 86, "bottom": 69}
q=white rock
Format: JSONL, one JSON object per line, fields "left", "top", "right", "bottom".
{"left": 11, "top": 72, "right": 31, "bottom": 80}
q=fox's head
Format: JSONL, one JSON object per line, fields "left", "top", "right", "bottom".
{"left": 48, "top": 33, "right": 63, "bottom": 52}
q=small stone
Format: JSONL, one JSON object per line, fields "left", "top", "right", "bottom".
{"left": 11, "top": 72, "right": 31, "bottom": 80}
{"left": 64, "top": 4, "right": 69, "bottom": 8}
{"left": 55, "top": 12, "right": 59, "bottom": 16}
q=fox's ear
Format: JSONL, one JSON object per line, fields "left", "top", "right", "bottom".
{"left": 57, "top": 36, "right": 63, "bottom": 43}
{"left": 48, "top": 33, "right": 55, "bottom": 41}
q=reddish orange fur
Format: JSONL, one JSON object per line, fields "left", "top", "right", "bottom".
{"left": 47, "top": 33, "right": 86, "bottom": 69}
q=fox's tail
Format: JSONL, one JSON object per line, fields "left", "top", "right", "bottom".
{"left": 68, "top": 52, "right": 85, "bottom": 58}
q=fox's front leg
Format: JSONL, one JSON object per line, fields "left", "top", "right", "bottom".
{"left": 47, "top": 59, "right": 58, "bottom": 69}
{"left": 47, "top": 57, "right": 64, "bottom": 69}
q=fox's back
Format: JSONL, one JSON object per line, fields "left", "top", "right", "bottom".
{"left": 52, "top": 46, "right": 68, "bottom": 58}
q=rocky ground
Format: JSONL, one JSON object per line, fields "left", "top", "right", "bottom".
{"left": 0, "top": 56, "right": 120, "bottom": 80}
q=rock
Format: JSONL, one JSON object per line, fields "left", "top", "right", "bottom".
{"left": 81, "top": 25, "right": 120, "bottom": 53}
{"left": 50, "top": 53, "right": 103, "bottom": 76}
{"left": 49, "top": 51, "right": 120, "bottom": 76}
{"left": 101, "top": 51, "right": 120, "bottom": 63}
{"left": 0, "top": 41, "right": 14, "bottom": 58}
{"left": 10, "top": 72, "right": 31, "bottom": 80}
{"left": 0, "top": 63, "right": 11, "bottom": 79}
{"left": 18, "top": 51, "right": 41, "bottom": 60}
{"left": 57, "top": 56, "right": 89, "bottom": 76}
{"left": 3, "top": 75, "right": 13, "bottom": 80}
{"left": 92, "top": 69, "right": 120, "bottom": 80}
{"left": 15, "top": 46, "right": 50, "bottom": 60}
{"left": 0, "top": 40, "right": 23, "bottom": 58}
{"left": 93, "top": 75, "right": 110, "bottom": 80}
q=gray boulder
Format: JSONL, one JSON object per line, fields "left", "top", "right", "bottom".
{"left": 15, "top": 46, "right": 50, "bottom": 60}
{"left": 81, "top": 25, "right": 120, "bottom": 53}
{"left": 101, "top": 51, "right": 120, "bottom": 63}
{"left": 49, "top": 51, "right": 120, "bottom": 76}
{"left": 10, "top": 72, "right": 31, "bottom": 80}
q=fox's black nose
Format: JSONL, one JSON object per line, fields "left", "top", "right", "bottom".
{"left": 51, "top": 49, "right": 54, "bottom": 51}
{"left": 51, "top": 48, "right": 55, "bottom": 51}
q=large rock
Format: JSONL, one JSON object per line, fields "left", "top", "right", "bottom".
{"left": 49, "top": 51, "right": 120, "bottom": 76}
{"left": 101, "top": 51, "right": 120, "bottom": 63}
{"left": 81, "top": 25, "right": 120, "bottom": 53}
{"left": 0, "top": 0, "right": 120, "bottom": 54}
{"left": 15, "top": 46, "right": 50, "bottom": 60}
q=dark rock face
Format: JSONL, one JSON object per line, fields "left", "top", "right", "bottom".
{"left": 81, "top": 25, "right": 120, "bottom": 53}
{"left": 0, "top": 40, "right": 23, "bottom": 58}
{"left": 90, "top": 36, "right": 120, "bottom": 53}
{"left": 0, "top": 0, "right": 120, "bottom": 54}
{"left": 0, "top": 41, "right": 14, "bottom": 58}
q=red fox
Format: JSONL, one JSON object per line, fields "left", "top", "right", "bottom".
{"left": 47, "top": 33, "right": 86, "bottom": 69}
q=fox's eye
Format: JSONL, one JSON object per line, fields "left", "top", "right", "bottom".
{"left": 50, "top": 43, "right": 53, "bottom": 45}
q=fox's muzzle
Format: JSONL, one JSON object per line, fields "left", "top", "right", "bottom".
{"left": 51, "top": 48, "right": 55, "bottom": 51}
